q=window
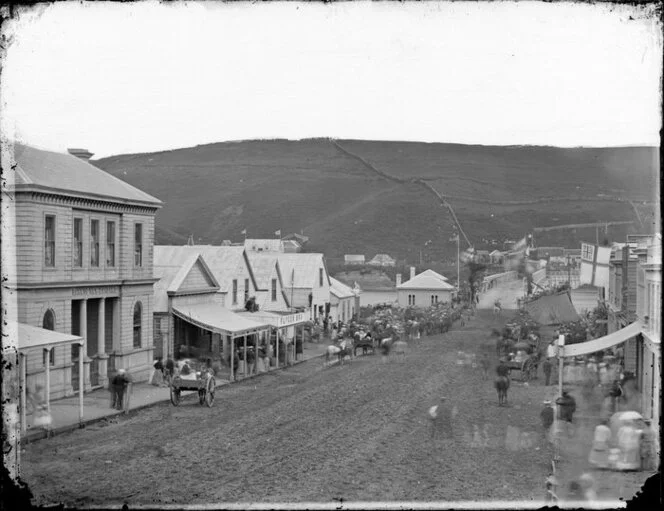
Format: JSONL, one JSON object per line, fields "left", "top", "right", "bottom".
{"left": 73, "top": 218, "right": 83, "bottom": 267}
{"left": 582, "top": 244, "right": 595, "bottom": 261}
{"left": 134, "top": 223, "right": 143, "bottom": 267}
{"left": 133, "top": 302, "right": 142, "bottom": 348}
{"left": 232, "top": 280, "right": 238, "bottom": 305}
{"left": 431, "top": 295, "right": 435, "bottom": 305}
{"left": 44, "top": 215, "right": 56, "bottom": 266}
{"left": 244, "top": 278, "right": 250, "bottom": 303}
{"left": 106, "top": 221, "right": 116, "bottom": 267}
{"left": 90, "top": 220, "right": 100, "bottom": 267}
{"left": 319, "top": 268, "right": 324, "bottom": 287}
{"left": 271, "top": 279, "right": 277, "bottom": 301}
{"left": 42, "top": 309, "right": 56, "bottom": 365}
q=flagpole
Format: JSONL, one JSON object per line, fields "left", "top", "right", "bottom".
{"left": 457, "top": 234, "right": 460, "bottom": 292}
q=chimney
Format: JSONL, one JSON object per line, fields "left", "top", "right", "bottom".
{"left": 396, "top": 274, "right": 402, "bottom": 287}
{"left": 410, "top": 266, "right": 416, "bottom": 280}
{"left": 67, "top": 148, "right": 94, "bottom": 162}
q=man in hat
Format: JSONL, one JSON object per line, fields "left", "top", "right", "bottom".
{"left": 110, "top": 369, "right": 129, "bottom": 410}
{"left": 496, "top": 357, "right": 510, "bottom": 378}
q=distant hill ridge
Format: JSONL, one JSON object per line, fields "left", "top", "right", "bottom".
{"left": 93, "top": 139, "right": 658, "bottom": 261}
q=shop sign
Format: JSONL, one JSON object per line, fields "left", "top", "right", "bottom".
{"left": 278, "top": 312, "right": 304, "bottom": 327}
{"left": 72, "top": 286, "right": 119, "bottom": 297}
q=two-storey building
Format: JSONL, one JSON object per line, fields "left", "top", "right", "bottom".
{"left": 4, "top": 144, "right": 162, "bottom": 395}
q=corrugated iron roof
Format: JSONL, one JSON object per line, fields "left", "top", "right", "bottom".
{"left": 154, "top": 245, "right": 255, "bottom": 295}
{"left": 10, "top": 144, "right": 162, "bottom": 206}
{"left": 330, "top": 277, "right": 355, "bottom": 299}
{"left": 398, "top": 269, "right": 455, "bottom": 290}
{"left": 277, "top": 253, "right": 330, "bottom": 288}
{"left": 9, "top": 321, "right": 82, "bottom": 350}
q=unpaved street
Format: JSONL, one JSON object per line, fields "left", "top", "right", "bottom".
{"left": 19, "top": 312, "right": 643, "bottom": 507}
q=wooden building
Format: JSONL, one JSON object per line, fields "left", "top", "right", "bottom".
{"left": 3, "top": 144, "right": 162, "bottom": 394}
{"left": 397, "top": 268, "right": 454, "bottom": 307}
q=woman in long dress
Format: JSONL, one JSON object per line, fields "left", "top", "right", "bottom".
{"left": 588, "top": 421, "right": 612, "bottom": 469}
{"left": 616, "top": 424, "right": 641, "bottom": 470}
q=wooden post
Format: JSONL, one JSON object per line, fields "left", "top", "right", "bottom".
{"left": 243, "top": 335, "right": 247, "bottom": 379}
{"left": 20, "top": 353, "right": 26, "bottom": 436}
{"left": 230, "top": 335, "right": 234, "bottom": 381}
{"left": 44, "top": 348, "right": 51, "bottom": 414}
{"left": 78, "top": 341, "right": 84, "bottom": 426}
{"left": 276, "top": 329, "right": 280, "bottom": 369}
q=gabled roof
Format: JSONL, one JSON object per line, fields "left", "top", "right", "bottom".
{"left": 154, "top": 245, "right": 258, "bottom": 294}
{"left": 330, "top": 277, "right": 355, "bottom": 299}
{"left": 9, "top": 143, "right": 162, "bottom": 207}
{"left": 245, "top": 252, "right": 292, "bottom": 307}
{"left": 398, "top": 269, "right": 455, "bottom": 290}
{"left": 153, "top": 251, "right": 220, "bottom": 312}
{"left": 282, "top": 240, "right": 301, "bottom": 251}
{"left": 277, "top": 253, "right": 330, "bottom": 288}
{"left": 244, "top": 239, "right": 284, "bottom": 252}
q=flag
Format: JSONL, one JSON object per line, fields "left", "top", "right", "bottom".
{"left": 275, "top": 230, "right": 281, "bottom": 237}
{"left": 241, "top": 229, "right": 247, "bottom": 235}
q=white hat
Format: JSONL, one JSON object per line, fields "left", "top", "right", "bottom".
{"left": 117, "top": 368, "right": 126, "bottom": 374}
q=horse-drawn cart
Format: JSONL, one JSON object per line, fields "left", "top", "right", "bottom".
{"left": 170, "top": 367, "right": 216, "bottom": 407}
{"left": 506, "top": 355, "right": 536, "bottom": 382}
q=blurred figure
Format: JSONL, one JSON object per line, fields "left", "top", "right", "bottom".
{"left": 556, "top": 391, "right": 576, "bottom": 422}
{"left": 545, "top": 474, "right": 559, "bottom": 502}
{"left": 542, "top": 357, "right": 552, "bottom": 386}
{"left": 588, "top": 420, "right": 612, "bottom": 469}
{"left": 428, "top": 397, "right": 453, "bottom": 442}
{"left": 540, "top": 400, "right": 555, "bottom": 443}
{"left": 579, "top": 473, "right": 597, "bottom": 501}
{"left": 566, "top": 480, "right": 584, "bottom": 501}
{"left": 479, "top": 352, "right": 491, "bottom": 380}
{"left": 640, "top": 420, "right": 655, "bottom": 471}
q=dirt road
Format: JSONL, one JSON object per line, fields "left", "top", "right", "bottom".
{"left": 18, "top": 311, "right": 640, "bottom": 507}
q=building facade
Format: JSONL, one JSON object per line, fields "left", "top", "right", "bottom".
{"left": 329, "top": 277, "right": 356, "bottom": 324}
{"left": 4, "top": 144, "right": 162, "bottom": 395}
{"left": 397, "top": 269, "right": 454, "bottom": 307}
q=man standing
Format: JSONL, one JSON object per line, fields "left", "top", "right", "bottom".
{"left": 110, "top": 369, "right": 130, "bottom": 411}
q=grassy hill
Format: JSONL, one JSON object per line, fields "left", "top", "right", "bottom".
{"left": 94, "top": 139, "right": 659, "bottom": 262}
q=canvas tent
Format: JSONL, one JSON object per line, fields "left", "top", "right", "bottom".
{"left": 523, "top": 292, "right": 580, "bottom": 325}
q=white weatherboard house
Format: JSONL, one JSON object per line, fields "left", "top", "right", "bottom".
{"left": 397, "top": 268, "right": 454, "bottom": 307}
{"left": 329, "top": 277, "right": 357, "bottom": 325}
{"left": 152, "top": 249, "right": 268, "bottom": 363}
{"left": 277, "top": 253, "right": 331, "bottom": 322}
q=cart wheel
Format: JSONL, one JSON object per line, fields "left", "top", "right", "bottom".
{"left": 170, "top": 387, "right": 181, "bottom": 406}
{"left": 205, "top": 377, "right": 215, "bottom": 407}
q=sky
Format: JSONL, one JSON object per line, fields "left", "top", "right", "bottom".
{"left": 1, "top": 1, "right": 662, "bottom": 158}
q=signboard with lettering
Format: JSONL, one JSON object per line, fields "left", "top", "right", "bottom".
{"left": 72, "top": 286, "right": 120, "bottom": 297}
{"left": 278, "top": 313, "right": 305, "bottom": 327}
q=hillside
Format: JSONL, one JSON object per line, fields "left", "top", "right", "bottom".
{"left": 94, "top": 139, "right": 659, "bottom": 262}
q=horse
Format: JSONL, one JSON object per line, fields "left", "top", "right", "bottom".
{"left": 495, "top": 376, "right": 510, "bottom": 406}
{"left": 324, "top": 339, "right": 353, "bottom": 367}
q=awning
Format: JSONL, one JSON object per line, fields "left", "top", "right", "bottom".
{"left": 561, "top": 321, "right": 642, "bottom": 358}
{"left": 7, "top": 322, "right": 83, "bottom": 351}
{"left": 236, "top": 310, "right": 307, "bottom": 328}
{"left": 172, "top": 304, "right": 268, "bottom": 336}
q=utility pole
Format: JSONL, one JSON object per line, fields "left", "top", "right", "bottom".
{"left": 457, "top": 234, "right": 460, "bottom": 292}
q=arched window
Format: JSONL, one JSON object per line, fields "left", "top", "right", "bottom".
{"left": 42, "top": 309, "right": 56, "bottom": 365}
{"left": 133, "top": 302, "right": 142, "bottom": 348}
{"left": 42, "top": 309, "right": 55, "bottom": 331}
